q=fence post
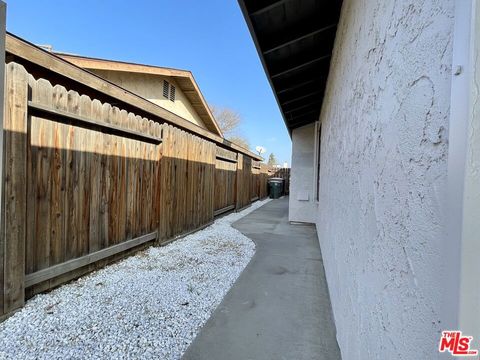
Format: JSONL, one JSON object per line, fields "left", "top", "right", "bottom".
{"left": 0, "top": 0, "right": 6, "bottom": 319}
{"left": 235, "top": 153, "right": 243, "bottom": 210}
{"left": 2, "top": 62, "right": 28, "bottom": 316}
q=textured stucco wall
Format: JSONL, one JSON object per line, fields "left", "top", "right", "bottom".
{"left": 90, "top": 69, "right": 206, "bottom": 128}
{"left": 316, "top": 1, "right": 454, "bottom": 358}
{"left": 289, "top": 123, "right": 316, "bottom": 223}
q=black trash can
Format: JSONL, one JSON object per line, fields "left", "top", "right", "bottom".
{"left": 268, "top": 177, "right": 284, "bottom": 199}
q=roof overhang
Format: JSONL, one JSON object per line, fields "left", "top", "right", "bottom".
{"left": 238, "top": 0, "right": 343, "bottom": 134}
{"left": 55, "top": 53, "right": 223, "bottom": 137}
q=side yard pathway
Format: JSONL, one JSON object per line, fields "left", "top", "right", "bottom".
{"left": 183, "top": 197, "right": 341, "bottom": 360}
{"left": 0, "top": 199, "right": 270, "bottom": 360}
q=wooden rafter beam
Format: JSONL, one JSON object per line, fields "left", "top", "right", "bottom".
{"left": 270, "top": 54, "right": 331, "bottom": 79}
{"left": 263, "top": 24, "right": 337, "bottom": 55}
{"left": 249, "top": 0, "right": 289, "bottom": 16}
{"left": 281, "top": 91, "right": 321, "bottom": 106}
{"left": 287, "top": 109, "right": 318, "bottom": 125}
{"left": 284, "top": 100, "right": 322, "bottom": 114}
{"left": 276, "top": 79, "right": 317, "bottom": 94}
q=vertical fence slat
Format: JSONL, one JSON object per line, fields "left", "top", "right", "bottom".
{"left": 51, "top": 85, "right": 67, "bottom": 267}
{"left": 78, "top": 95, "right": 92, "bottom": 255}
{"left": 89, "top": 99, "right": 102, "bottom": 252}
{"left": 153, "top": 122, "right": 161, "bottom": 234}
{"left": 133, "top": 115, "right": 142, "bottom": 238}
{"left": 107, "top": 107, "right": 119, "bottom": 244}
{"left": 125, "top": 112, "right": 135, "bottom": 240}
{"left": 25, "top": 75, "right": 37, "bottom": 281}
{"left": 3, "top": 63, "right": 28, "bottom": 314}
{"left": 142, "top": 117, "right": 149, "bottom": 234}
{"left": 32, "top": 78, "right": 54, "bottom": 295}
{"left": 158, "top": 124, "right": 167, "bottom": 242}
{"left": 117, "top": 111, "right": 128, "bottom": 242}
{"left": 66, "top": 90, "right": 80, "bottom": 260}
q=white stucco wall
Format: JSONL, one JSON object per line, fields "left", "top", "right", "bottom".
{"left": 316, "top": 1, "right": 454, "bottom": 359}
{"left": 289, "top": 123, "right": 316, "bottom": 223}
{"left": 90, "top": 69, "right": 207, "bottom": 128}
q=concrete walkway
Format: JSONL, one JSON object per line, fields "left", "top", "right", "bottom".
{"left": 183, "top": 197, "right": 340, "bottom": 360}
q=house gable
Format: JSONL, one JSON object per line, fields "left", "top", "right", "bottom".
{"left": 89, "top": 69, "right": 207, "bottom": 128}
{"left": 56, "top": 54, "right": 222, "bottom": 136}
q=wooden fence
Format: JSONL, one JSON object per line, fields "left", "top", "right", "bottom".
{"left": 214, "top": 147, "right": 237, "bottom": 216}
{"left": 159, "top": 125, "right": 216, "bottom": 241}
{"left": 235, "top": 154, "right": 252, "bottom": 210}
{"left": 0, "top": 62, "right": 278, "bottom": 320}
{"left": 259, "top": 163, "right": 271, "bottom": 199}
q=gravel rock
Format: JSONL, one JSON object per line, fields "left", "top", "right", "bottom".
{"left": 0, "top": 199, "right": 270, "bottom": 360}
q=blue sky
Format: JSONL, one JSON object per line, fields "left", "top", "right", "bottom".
{"left": 5, "top": 0, "right": 292, "bottom": 164}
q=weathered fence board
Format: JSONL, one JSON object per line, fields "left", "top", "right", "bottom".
{"left": 3, "top": 63, "right": 28, "bottom": 315}
{"left": 25, "top": 231, "right": 157, "bottom": 288}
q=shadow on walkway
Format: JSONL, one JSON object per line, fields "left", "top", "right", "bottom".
{"left": 183, "top": 197, "right": 340, "bottom": 360}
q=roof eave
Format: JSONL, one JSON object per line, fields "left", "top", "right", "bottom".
{"left": 238, "top": 0, "right": 292, "bottom": 137}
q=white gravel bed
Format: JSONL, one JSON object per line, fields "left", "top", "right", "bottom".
{"left": 0, "top": 199, "right": 270, "bottom": 360}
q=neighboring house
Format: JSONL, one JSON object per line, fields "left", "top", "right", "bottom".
{"left": 241, "top": 0, "right": 480, "bottom": 359}
{"left": 56, "top": 53, "right": 222, "bottom": 136}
